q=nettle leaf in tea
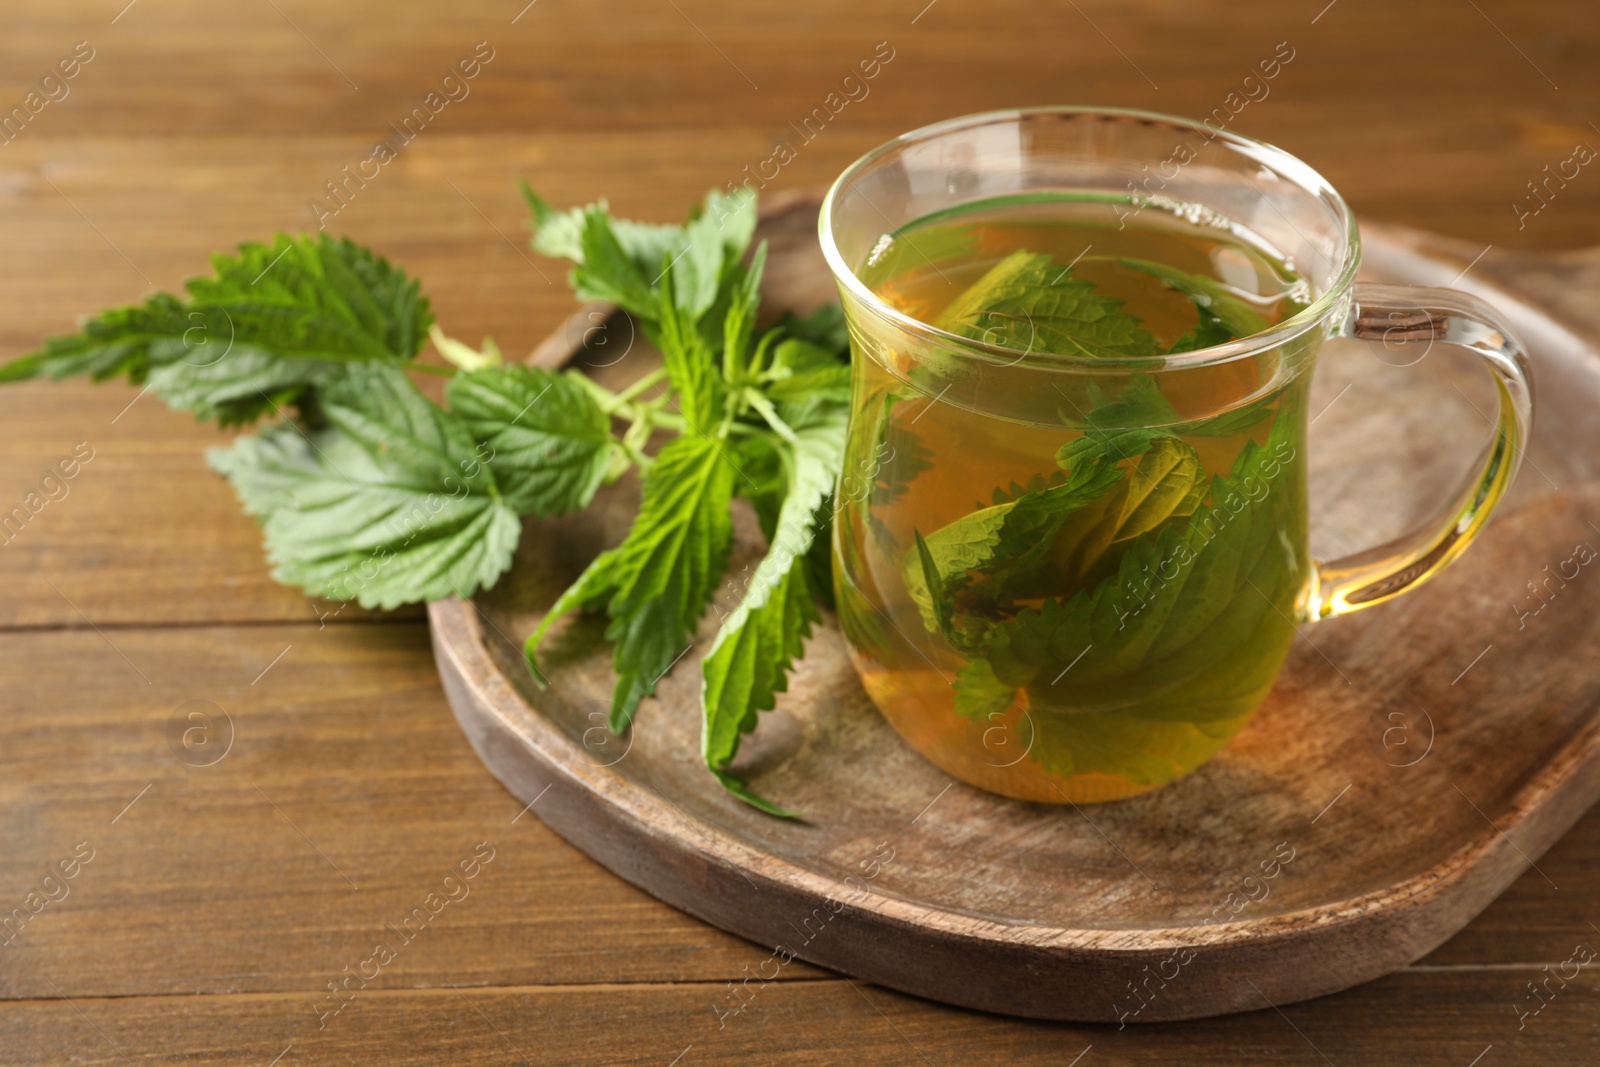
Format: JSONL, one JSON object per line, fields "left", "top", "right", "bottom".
{"left": 935, "top": 250, "right": 1159, "bottom": 359}
{"left": 836, "top": 193, "right": 1313, "bottom": 802}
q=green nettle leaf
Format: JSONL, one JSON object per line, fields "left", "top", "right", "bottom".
{"left": 0, "top": 293, "right": 192, "bottom": 385}
{"left": 603, "top": 434, "right": 737, "bottom": 730}
{"left": 655, "top": 263, "right": 728, "bottom": 432}
{"left": 904, "top": 451, "right": 1124, "bottom": 640}
{"left": 922, "top": 366, "right": 1304, "bottom": 794}
{"left": 523, "top": 433, "right": 737, "bottom": 731}
{"left": 520, "top": 183, "right": 588, "bottom": 261}
{"left": 914, "top": 531, "right": 963, "bottom": 648}
{"left": 951, "top": 656, "right": 1016, "bottom": 720}
{"left": 208, "top": 365, "right": 520, "bottom": 610}
{"left": 728, "top": 429, "right": 788, "bottom": 541}
{"left": 1029, "top": 436, "right": 1209, "bottom": 593}
{"left": 523, "top": 188, "right": 683, "bottom": 278}
{"left": 701, "top": 407, "right": 847, "bottom": 814}
{"left": 573, "top": 208, "right": 659, "bottom": 317}
{"left": 720, "top": 243, "right": 767, "bottom": 381}
{"left": 727, "top": 422, "right": 841, "bottom": 619}
{"left": 10, "top": 188, "right": 847, "bottom": 816}
{"left": 967, "top": 454, "right": 1132, "bottom": 595}
{"left": 852, "top": 388, "right": 934, "bottom": 553}
{"left": 523, "top": 184, "right": 757, "bottom": 323}
{"left": 1111, "top": 437, "right": 1210, "bottom": 544}
{"left": 0, "top": 233, "right": 433, "bottom": 425}
{"left": 802, "top": 502, "right": 836, "bottom": 612}
{"left": 876, "top": 402, "right": 934, "bottom": 503}
{"left": 1168, "top": 306, "right": 1237, "bottom": 355}
{"left": 935, "top": 250, "right": 1159, "bottom": 360}
{"left": 703, "top": 187, "right": 760, "bottom": 258}
{"left": 957, "top": 414, "right": 1303, "bottom": 763}
{"left": 671, "top": 203, "right": 737, "bottom": 320}
{"left": 1061, "top": 377, "right": 1172, "bottom": 434}
{"left": 146, "top": 348, "right": 341, "bottom": 428}
{"left": 1116, "top": 257, "right": 1274, "bottom": 341}
{"left": 446, "top": 365, "right": 615, "bottom": 517}
{"left": 992, "top": 438, "right": 1193, "bottom": 601}
{"left": 773, "top": 302, "right": 850, "bottom": 357}
{"left": 762, "top": 338, "right": 852, "bottom": 403}
{"left": 1056, "top": 376, "right": 1272, "bottom": 463}
{"left": 195, "top": 233, "right": 432, "bottom": 360}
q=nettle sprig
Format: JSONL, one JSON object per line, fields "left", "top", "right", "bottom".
{"left": 517, "top": 184, "right": 852, "bottom": 814}
{"left": 1, "top": 185, "right": 848, "bottom": 814}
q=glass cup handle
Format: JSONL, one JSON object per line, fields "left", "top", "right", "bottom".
{"left": 1302, "top": 282, "right": 1535, "bottom": 621}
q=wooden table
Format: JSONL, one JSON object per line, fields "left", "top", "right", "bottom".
{"left": 2, "top": 1, "right": 1597, "bottom": 1062}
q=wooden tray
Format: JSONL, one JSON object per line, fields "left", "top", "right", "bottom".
{"left": 430, "top": 194, "right": 1600, "bottom": 1022}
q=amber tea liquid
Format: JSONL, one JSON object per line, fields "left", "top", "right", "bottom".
{"left": 833, "top": 195, "right": 1313, "bottom": 803}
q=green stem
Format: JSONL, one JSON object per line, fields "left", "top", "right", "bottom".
{"left": 744, "top": 390, "right": 798, "bottom": 445}
{"left": 573, "top": 372, "right": 623, "bottom": 409}
{"left": 577, "top": 368, "right": 685, "bottom": 432}
{"left": 406, "top": 362, "right": 455, "bottom": 378}
{"left": 605, "top": 367, "right": 669, "bottom": 412}
{"left": 618, "top": 437, "right": 653, "bottom": 470}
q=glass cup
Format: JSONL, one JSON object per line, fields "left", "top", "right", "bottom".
{"left": 819, "top": 107, "right": 1533, "bottom": 804}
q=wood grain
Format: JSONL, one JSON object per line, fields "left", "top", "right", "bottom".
{"left": 0, "top": 622, "right": 836, "bottom": 999}
{"left": 3, "top": 0, "right": 1600, "bottom": 1058}
{"left": 5, "top": 971, "right": 1599, "bottom": 1067}
{"left": 0, "top": 0, "right": 1594, "bottom": 254}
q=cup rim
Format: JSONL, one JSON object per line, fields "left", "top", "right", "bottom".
{"left": 817, "top": 105, "right": 1362, "bottom": 370}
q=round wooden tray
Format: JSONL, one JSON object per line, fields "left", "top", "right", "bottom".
{"left": 430, "top": 195, "right": 1600, "bottom": 1022}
